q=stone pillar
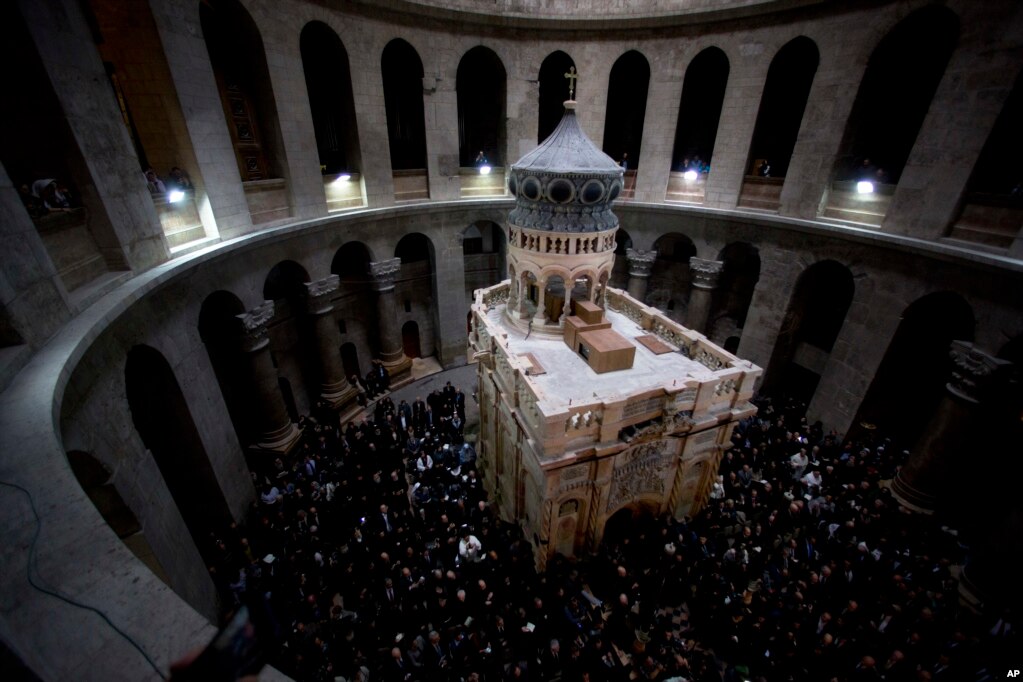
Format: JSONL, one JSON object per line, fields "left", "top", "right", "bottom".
{"left": 892, "top": 341, "right": 1010, "bottom": 514}
{"left": 236, "top": 301, "right": 301, "bottom": 453}
{"left": 370, "top": 258, "right": 413, "bottom": 380}
{"left": 625, "top": 248, "right": 657, "bottom": 302}
{"left": 533, "top": 277, "right": 548, "bottom": 325}
{"left": 304, "top": 275, "right": 357, "bottom": 408}
{"left": 686, "top": 257, "right": 724, "bottom": 335}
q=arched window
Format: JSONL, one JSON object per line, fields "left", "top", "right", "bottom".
{"left": 538, "top": 51, "right": 576, "bottom": 143}
{"left": 300, "top": 21, "right": 361, "bottom": 175}
{"left": 457, "top": 46, "right": 507, "bottom": 167}
{"left": 381, "top": 39, "right": 427, "bottom": 171}
{"left": 602, "top": 50, "right": 651, "bottom": 170}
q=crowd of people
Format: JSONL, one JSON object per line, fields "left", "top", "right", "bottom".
{"left": 199, "top": 384, "right": 1016, "bottom": 682}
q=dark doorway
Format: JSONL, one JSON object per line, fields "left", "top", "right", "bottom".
{"left": 538, "top": 51, "right": 576, "bottom": 143}
{"left": 402, "top": 320, "right": 422, "bottom": 358}
{"left": 602, "top": 51, "right": 651, "bottom": 169}
{"left": 381, "top": 39, "right": 427, "bottom": 171}
{"left": 601, "top": 503, "right": 659, "bottom": 556}
{"left": 341, "top": 341, "right": 361, "bottom": 379}
{"left": 457, "top": 46, "right": 506, "bottom": 166}
{"left": 671, "top": 47, "right": 730, "bottom": 172}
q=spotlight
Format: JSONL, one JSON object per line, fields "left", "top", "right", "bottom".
{"left": 168, "top": 190, "right": 185, "bottom": 203}
{"left": 479, "top": 165, "right": 492, "bottom": 175}
{"left": 683, "top": 170, "right": 698, "bottom": 182}
{"left": 333, "top": 173, "right": 352, "bottom": 184}
{"left": 856, "top": 181, "right": 874, "bottom": 194}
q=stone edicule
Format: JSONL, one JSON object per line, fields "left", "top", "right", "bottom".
{"left": 470, "top": 101, "right": 762, "bottom": 569}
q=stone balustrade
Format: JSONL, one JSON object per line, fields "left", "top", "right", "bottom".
{"left": 508, "top": 225, "right": 617, "bottom": 256}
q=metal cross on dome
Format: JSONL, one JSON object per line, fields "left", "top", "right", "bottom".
{"left": 564, "top": 66, "right": 577, "bottom": 100}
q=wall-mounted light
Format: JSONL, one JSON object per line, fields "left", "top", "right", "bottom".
{"left": 333, "top": 173, "right": 352, "bottom": 184}
{"left": 856, "top": 181, "right": 874, "bottom": 194}
{"left": 479, "top": 165, "right": 492, "bottom": 175}
{"left": 168, "top": 190, "right": 185, "bottom": 203}
{"left": 683, "top": 170, "right": 698, "bottom": 182}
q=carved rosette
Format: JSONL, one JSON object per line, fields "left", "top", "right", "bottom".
{"left": 946, "top": 340, "right": 1010, "bottom": 404}
{"left": 305, "top": 274, "right": 340, "bottom": 315}
{"left": 625, "top": 248, "right": 656, "bottom": 278}
{"left": 369, "top": 258, "right": 402, "bottom": 291}
{"left": 689, "top": 257, "right": 724, "bottom": 290}
{"left": 237, "top": 300, "right": 274, "bottom": 352}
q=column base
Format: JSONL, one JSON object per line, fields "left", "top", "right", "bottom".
{"left": 890, "top": 473, "right": 937, "bottom": 514}
{"left": 321, "top": 381, "right": 360, "bottom": 411}
{"left": 253, "top": 421, "right": 302, "bottom": 455}
{"left": 957, "top": 565, "right": 986, "bottom": 615}
{"left": 379, "top": 353, "right": 413, "bottom": 388}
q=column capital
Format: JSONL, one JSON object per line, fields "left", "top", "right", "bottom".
{"left": 370, "top": 258, "right": 402, "bottom": 289}
{"left": 689, "top": 257, "right": 724, "bottom": 290}
{"left": 237, "top": 300, "right": 274, "bottom": 352}
{"left": 305, "top": 274, "right": 340, "bottom": 315}
{"left": 947, "top": 340, "right": 1011, "bottom": 403}
{"left": 625, "top": 248, "right": 657, "bottom": 278}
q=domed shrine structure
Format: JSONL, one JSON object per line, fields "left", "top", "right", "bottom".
{"left": 469, "top": 100, "right": 763, "bottom": 569}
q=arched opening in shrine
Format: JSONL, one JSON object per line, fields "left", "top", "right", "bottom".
{"left": 263, "top": 260, "right": 315, "bottom": 414}
{"left": 402, "top": 320, "right": 422, "bottom": 359}
{"left": 382, "top": 38, "right": 428, "bottom": 199}
{"left": 331, "top": 241, "right": 377, "bottom": 367}
{"left": 610, "top": 228, "right": 633, "bottom": 290}
{"left": 198, "top": 290, "right": 251, "bottom": 445}
{"left": 708, "top": 242, "right": 761, "bottom": 347}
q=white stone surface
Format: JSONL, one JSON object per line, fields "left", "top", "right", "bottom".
{"left": 486, "top": 305, "right": 715, "bottom": 410}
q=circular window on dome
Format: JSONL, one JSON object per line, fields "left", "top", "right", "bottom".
{"left": 521, "top": 176, "right": 542, "bottom": 201}
{"left": 607, "top": 180, "right": 623, "bottom": 202}
{"left": 580, "top": 179, "right": 605, "bottom": 204}
{"left": 547, "top": 178, "right": 575, "bottom": 203}
{"left": 508, "top": 174, "right": 518, "bottom": 196}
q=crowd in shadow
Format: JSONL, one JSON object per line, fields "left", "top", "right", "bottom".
{"left": 201, "top": 387, "right": 1017, "bottom": 682}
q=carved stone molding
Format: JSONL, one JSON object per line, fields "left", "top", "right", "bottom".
{"left": 369, "top": 258, "right": 402, "bottom": 288}
{"left": 947, "top": 340, "right": 1011, "bottom": 403}
{"left": 689, "top": 257, "right": 724, "bottom": 289}
{"left": 625, "top": 248, "right": 656, "bottom": 278}
{"left": 237, "top": 300, "right": 274, "bottom": 352}
{"left": 305, "top": 274, "right": 340, "bottom": 314}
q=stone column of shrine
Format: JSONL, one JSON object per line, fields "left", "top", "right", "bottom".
{"left": 687, "top": 257, "right": 724, "bottom": 335}
{"left": 625, "top": 248, "right": 656, "bottom": 302}
{"left": 237, "top": 301, "right": 301, "bottom": 453}
{"left": 532, "top": 276, "right": 548, "bottom": 325}
{"left": 370, "top": 258, "right": 413, "bottom": 382}
{"left": 304, "top": 275, "right": 357, "bottom": 408}
{"left": 891, "top": 340, "right": 1010, "bottom": 513}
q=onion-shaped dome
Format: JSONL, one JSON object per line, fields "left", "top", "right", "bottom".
{"left": 508, "top": 102, "right": 624, "bottom": 232}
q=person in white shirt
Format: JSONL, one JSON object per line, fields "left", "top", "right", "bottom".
{"left": 458, "top": 530, "right": 483, "bottom": 563}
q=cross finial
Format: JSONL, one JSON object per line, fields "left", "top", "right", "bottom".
{"left": 564, "top": 66, "right": 577, "bottom": 100}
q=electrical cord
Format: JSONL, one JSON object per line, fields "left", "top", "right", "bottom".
{"left": 0, "top": 479, "right": 169, "bottom": 681}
